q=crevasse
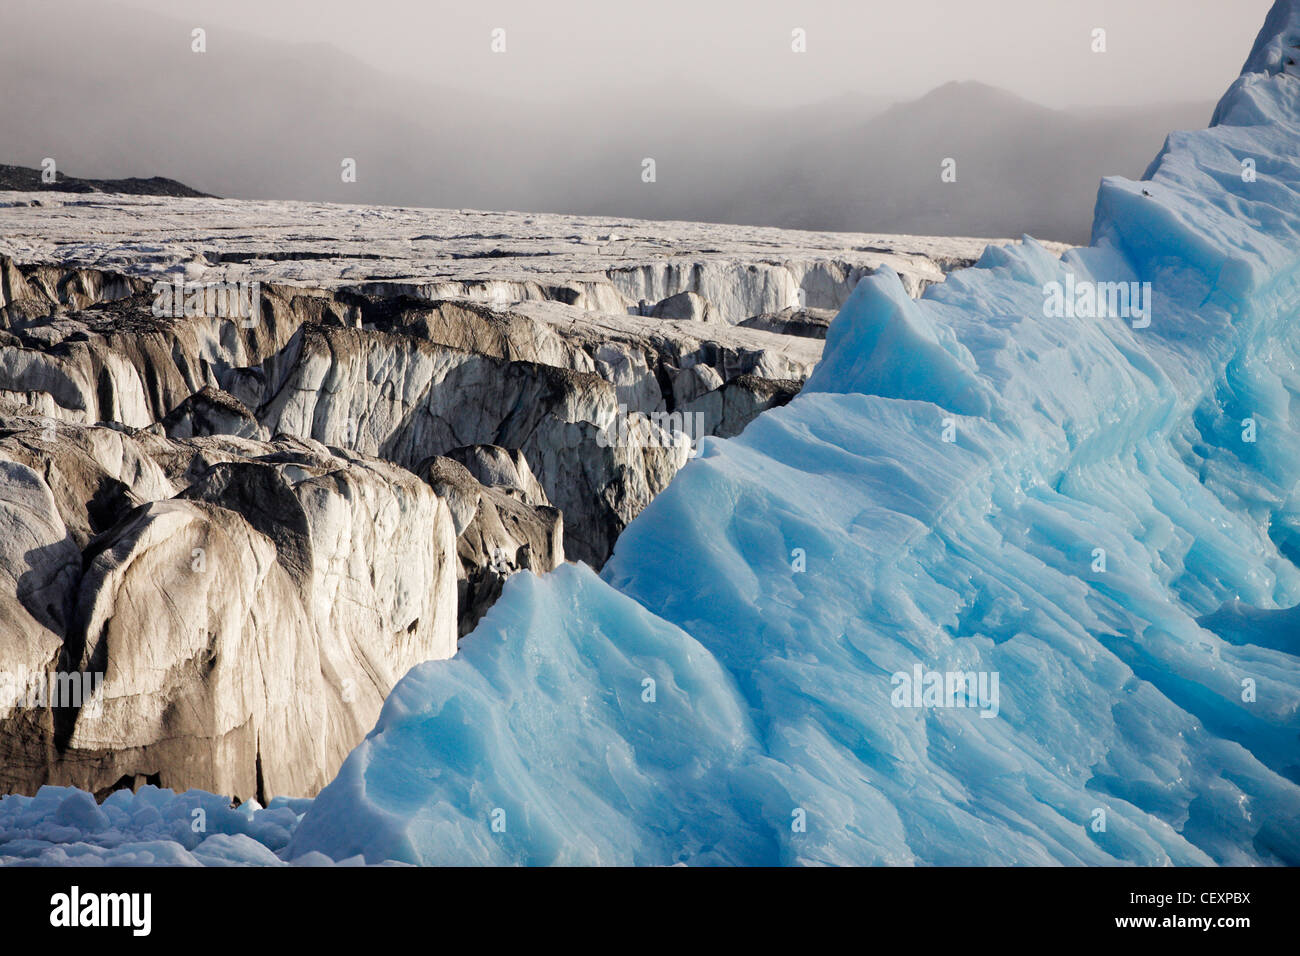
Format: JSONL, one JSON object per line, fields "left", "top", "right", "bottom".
{"left": 285, "top": 1, "right": 1300, "bottom": 865}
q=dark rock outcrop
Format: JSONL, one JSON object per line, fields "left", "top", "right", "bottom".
{"left": 0, "top": 163, "right": 212, "bottom": 198}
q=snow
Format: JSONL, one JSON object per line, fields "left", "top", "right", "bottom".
{"left": 0, "top": 195, "right": 1014, "bottom": 319}
{"left": 5, "top": 0, "right": 1300, "bottom": 867}
{"left": 281, "top": 0, "right": 1300, "bottom": 866}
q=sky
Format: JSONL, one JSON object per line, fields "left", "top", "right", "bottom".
{"left": 113, "top": 0, "right": 1270, "bottom": 109}
{"left": 0, "top": 0, "right": 1273, "bottom": 239}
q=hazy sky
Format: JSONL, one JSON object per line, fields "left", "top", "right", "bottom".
{"left": 1, "top": 0, "right": 1271, "bottom": 240}
{"left": 114, "top": 0, "right": 1270, "bottom": 109}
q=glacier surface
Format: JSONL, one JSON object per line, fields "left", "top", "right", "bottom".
{"left": 282, "top": 2, "right": 1300, "bottom": 866}
{"left": 6, "top": 0, "right": 1300, "bottom": 867}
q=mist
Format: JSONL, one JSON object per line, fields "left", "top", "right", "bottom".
{"left": 0, "top": 0, "right": 1265, "bottom": 242}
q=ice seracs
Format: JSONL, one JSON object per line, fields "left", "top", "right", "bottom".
{"left": 285, "top": 0, "right": 1300, "bottom": 865}
{"left": 5, "top": 1, "right": 1297, "bottom": 867}
{"left": 0, "top": 201, "right": 1007, "bottom": 799}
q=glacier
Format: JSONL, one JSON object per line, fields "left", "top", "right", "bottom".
{"left": 6, "top": 0, "right": 1300, "bottom": 867}
{"left": 283, "top": 0, "right": 1300, "bottom": 867}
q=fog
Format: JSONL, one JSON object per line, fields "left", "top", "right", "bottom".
{"left": 0, "top": 0, "right": 1267, "bottom": 241}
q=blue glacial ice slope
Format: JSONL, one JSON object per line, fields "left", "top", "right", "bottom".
{"left": 284, "top": 1, "right": 1300, "bottom": 866}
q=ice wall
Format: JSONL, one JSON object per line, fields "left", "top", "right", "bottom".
{"left": 287, "top": 1, "right": 1300, "bottom": 865}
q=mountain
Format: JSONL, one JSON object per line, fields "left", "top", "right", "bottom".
{"left": 694, "top": 81, "right": 1216, "bottom": 242}
{"left": 0, "top": 163, "right": 211, "bottom": 197}
{"left": 2, "top": 0, "right": 1210, "bottom": 243}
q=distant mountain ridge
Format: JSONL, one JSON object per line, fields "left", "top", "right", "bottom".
{"left": 0, "top": 0, "right": 1212, "bottom": 243}
{"left": 686, "top": 81, "right": 1216, "bottom": 242}
{"left": 0, "top": 163, "right": 212, "bottom": 198}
